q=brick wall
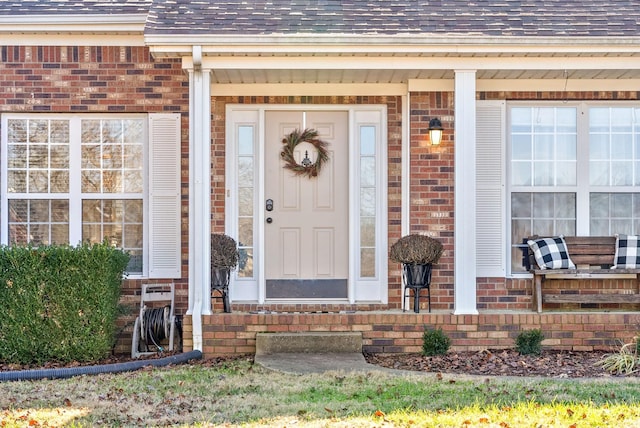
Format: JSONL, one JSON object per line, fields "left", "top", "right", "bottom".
{"left": 410, "top": 93, "right": 455, "bottom": 309}
{"left": 185, "top": 311, "right": 640, "bottom": 356}
{"left": 0, "top": 45, "right": 191, "bottom": 354}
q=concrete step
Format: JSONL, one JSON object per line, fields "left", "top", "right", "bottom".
{"left": 255, "top": 332, "right": 362, "bottom": 355}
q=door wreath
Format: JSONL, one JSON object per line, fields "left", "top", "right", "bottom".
{"left": 280, "top": 128, "right": 330, "bottom": 178}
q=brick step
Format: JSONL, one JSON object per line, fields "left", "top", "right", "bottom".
{"left": 255, "top": 332, "right": 362, "bottom": 355}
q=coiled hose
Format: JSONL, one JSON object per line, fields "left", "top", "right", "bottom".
{"left": 141, "top": 306, "right": 172, "bottom": 352}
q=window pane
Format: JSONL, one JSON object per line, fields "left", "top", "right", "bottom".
{"left": 82, "top": 145, "right": 101, "bottom": 169}
{"left": 29, "top": 120, "right": 49, "bottom": 143}
{"left": 7, "top": 145, "right": 27, "bottom": 168}
{"left": 510, "top": 191, "right": 576, "bottom": 273}
{"left": 238, "top": 126, "right": 254, "bottom": 155}
{"left": 29, "top": 170, "right": 49, "bottom": 193}
{"left": 81, "top": 118, "right": 144, "bottom": 195}
{"left": 510, "top": 107, "right": 576, "bottom": 190}
{"left": 556, "top": 134, "right": 576, "bottom": 160}
{"left": 361, "top": 157, "right": 375, "bottom": 186}
{"left": 8, "top": 119, "right": 27, "bottom": 143}
{"left": 102, "top": 144, "right": 123, "bottom": 168}
{"left": 124, "top": 171, "right": 143, "bottom": 193}
{"left": 533, "top": 134, "right": 553, "bottom": 160}
{"left": 511, "top": 134, "right": 532, "bottom": 160}
{"left": 360, "top": 188, "right": 375, "bottom": 216}
{"left": 360, "top": 126, "right": 376, "bottom": 155}
{"left": 124, "top": 144, "right": 142, "bottom": 169}
{"left": 360, "top": 248, "right": 375, "bottom": 278}
{"left": 533, "top": 162, "right": 553, "bottom": 186}
{"left": 360, "top": 217, "right": 375, "bottom": 247}
{"left": 238, "top": 188, "right": 253, "bottom": 216}
{"left": 82, "top": 199, "right": 143, "bottom": 274}
{"left": 238, "top": 217, "right": 253, "bottom": 247}
{"left": 28, "top": 145, "right": 48, "bottom": 168}
{"left": 589, "top": 193, "right": 640, "bottom": 236}
{"left": 556, "top": 161, "right": 576, "bottom": 186}
{"left": 238, "top": 157, "right": 253, "bottom": 187}
{"left": 238, "top": 248, "right": 253, "bottom": 278}
{"left": 8, "top": 199, "right": 69, "bottom": 246}
{"left": 511, "top": 162, "right": 532, "bottom": 186}
{"left": 123, "top": 120, "right": 143, "bottom": 144}
{"left": 612, "top": 161, "right": 633, "bottom": 186}
{"left": 30, "top": 200, "right": 50, "bottom": 222}
{"left": 102, "top": 120, "right": 123, "bottom": 144}
{"left": 589, "top": 107, "right": 640, "bottom": 187}
{"left": 8, "top": 171, "right": 27, "bottom": 193}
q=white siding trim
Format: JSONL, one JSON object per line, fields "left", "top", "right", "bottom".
{"left": 476, "top": 101, "right": 506, "bottom": 278}
{"left": 148, "top": 113, "right": 182, "bottom": 279}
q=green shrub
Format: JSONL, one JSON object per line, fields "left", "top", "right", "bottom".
{"left": 516, "top": 329, "right": 545, "bottom": 355}
{"left": 422, "top": 327, "right": 451, "bottom": 356}
{"left": 0, "top": 242, "right": 129, "bottom": 365}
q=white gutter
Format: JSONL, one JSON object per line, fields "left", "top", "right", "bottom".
{"left": 145, "top": 34, "right": 640, "bottom": 53}
{"left": 0, "top": 14, "right": 146, "bottom": 33}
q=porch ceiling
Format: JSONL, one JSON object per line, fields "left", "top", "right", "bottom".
{"left": 161, "top": 46, "right": 640, "bottom": 84}
{"left": 211, "top": 67, "right": 640, "bottom": 85}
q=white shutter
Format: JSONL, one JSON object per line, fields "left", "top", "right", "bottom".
{"left": 148, "top": 113, "right": 182, "bottom": 278}
{"left": 476, "top": 101, "right": 506, "bottom": 277}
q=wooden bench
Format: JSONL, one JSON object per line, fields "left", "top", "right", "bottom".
{"left": 526, "top": 236, "right": 640, "bottom": 313}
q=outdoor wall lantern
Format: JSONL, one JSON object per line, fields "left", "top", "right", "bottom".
{"left": 428, "top": 118, "right": 443, "bottom": 146}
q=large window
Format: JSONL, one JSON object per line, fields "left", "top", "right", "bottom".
{"left": 2, "top": 115, "right": 146, "bottom": 274}
{"left": 509, "top": 104, "right": 640, "bottom": 273}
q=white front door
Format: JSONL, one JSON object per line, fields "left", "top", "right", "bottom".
{"left": 264, "top": 111, "right": 349, "bottom": 299}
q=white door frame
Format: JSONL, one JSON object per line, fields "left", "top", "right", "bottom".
{"left": 225, "top": 104, "right": 388, "bottom": 305}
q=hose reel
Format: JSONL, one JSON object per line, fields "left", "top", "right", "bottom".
{"left": 132, "top": 283, "right": 177, "bottom": 358}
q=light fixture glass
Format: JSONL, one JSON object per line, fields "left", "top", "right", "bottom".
{"left": 428, "top": 118, "right": 443, "bottom": 146}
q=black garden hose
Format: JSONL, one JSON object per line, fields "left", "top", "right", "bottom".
{"left": 142, "top": 306, "right": 171, "bottom": 352}
{"left": 0, "top": 350, "right": 202, "bottom": 383}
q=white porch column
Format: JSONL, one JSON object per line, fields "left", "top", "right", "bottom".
{"left": 187, "top": 46, "right": 212, "bottom": 352}
{"left": 453, "top": 70, "right": 479, "bottom": 315}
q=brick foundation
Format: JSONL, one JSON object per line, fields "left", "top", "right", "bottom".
{"left": 184, "top": 311, "right": 640, "bottom": 357}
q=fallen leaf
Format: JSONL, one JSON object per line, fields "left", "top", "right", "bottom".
{"left": 374, "top": 410, "right": 385, "bottom": 417}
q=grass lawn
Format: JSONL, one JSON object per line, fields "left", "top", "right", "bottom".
{"left": 1, "top": 358, "right": 640, "bottom": 427}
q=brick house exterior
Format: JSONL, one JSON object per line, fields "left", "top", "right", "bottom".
{"left": 2, "top": 1, "right": 640, "bottom": 356}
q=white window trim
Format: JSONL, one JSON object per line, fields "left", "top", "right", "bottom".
{"left": 506, "top": 100, "right": 640, "bottom": 277}
{"left": 0, "top": 113, "right": 150, "bottom": 278}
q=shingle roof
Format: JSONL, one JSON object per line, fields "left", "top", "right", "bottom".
{"left": 1, "top": 0, "right": 639, "bottom": 38}
{"left": 145, "top": 0, "right": 640, "bottom": 37}
{"left": 0, "top": 0, "right": 152, "bottom": 15}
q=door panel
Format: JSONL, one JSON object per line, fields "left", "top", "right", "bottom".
{"left": 265, "top": 111, "right": 349, "bottom": 299}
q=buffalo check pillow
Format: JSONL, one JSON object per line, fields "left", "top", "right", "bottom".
{"left": 527, "top": 236, "right": 575, "bottom": 270}
{"left": 613, "top": 234, "right": 640, "bottom": 269}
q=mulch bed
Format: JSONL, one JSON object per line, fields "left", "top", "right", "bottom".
{"left": 1, "top": 350, "right": 635, "bottom": 379}
{"left": 364, "top": 349, "right": 635, "bottom": 378}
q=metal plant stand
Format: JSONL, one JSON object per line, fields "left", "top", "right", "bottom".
{"left": 402, "top": 263, "right": 432, "bottom": 313}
